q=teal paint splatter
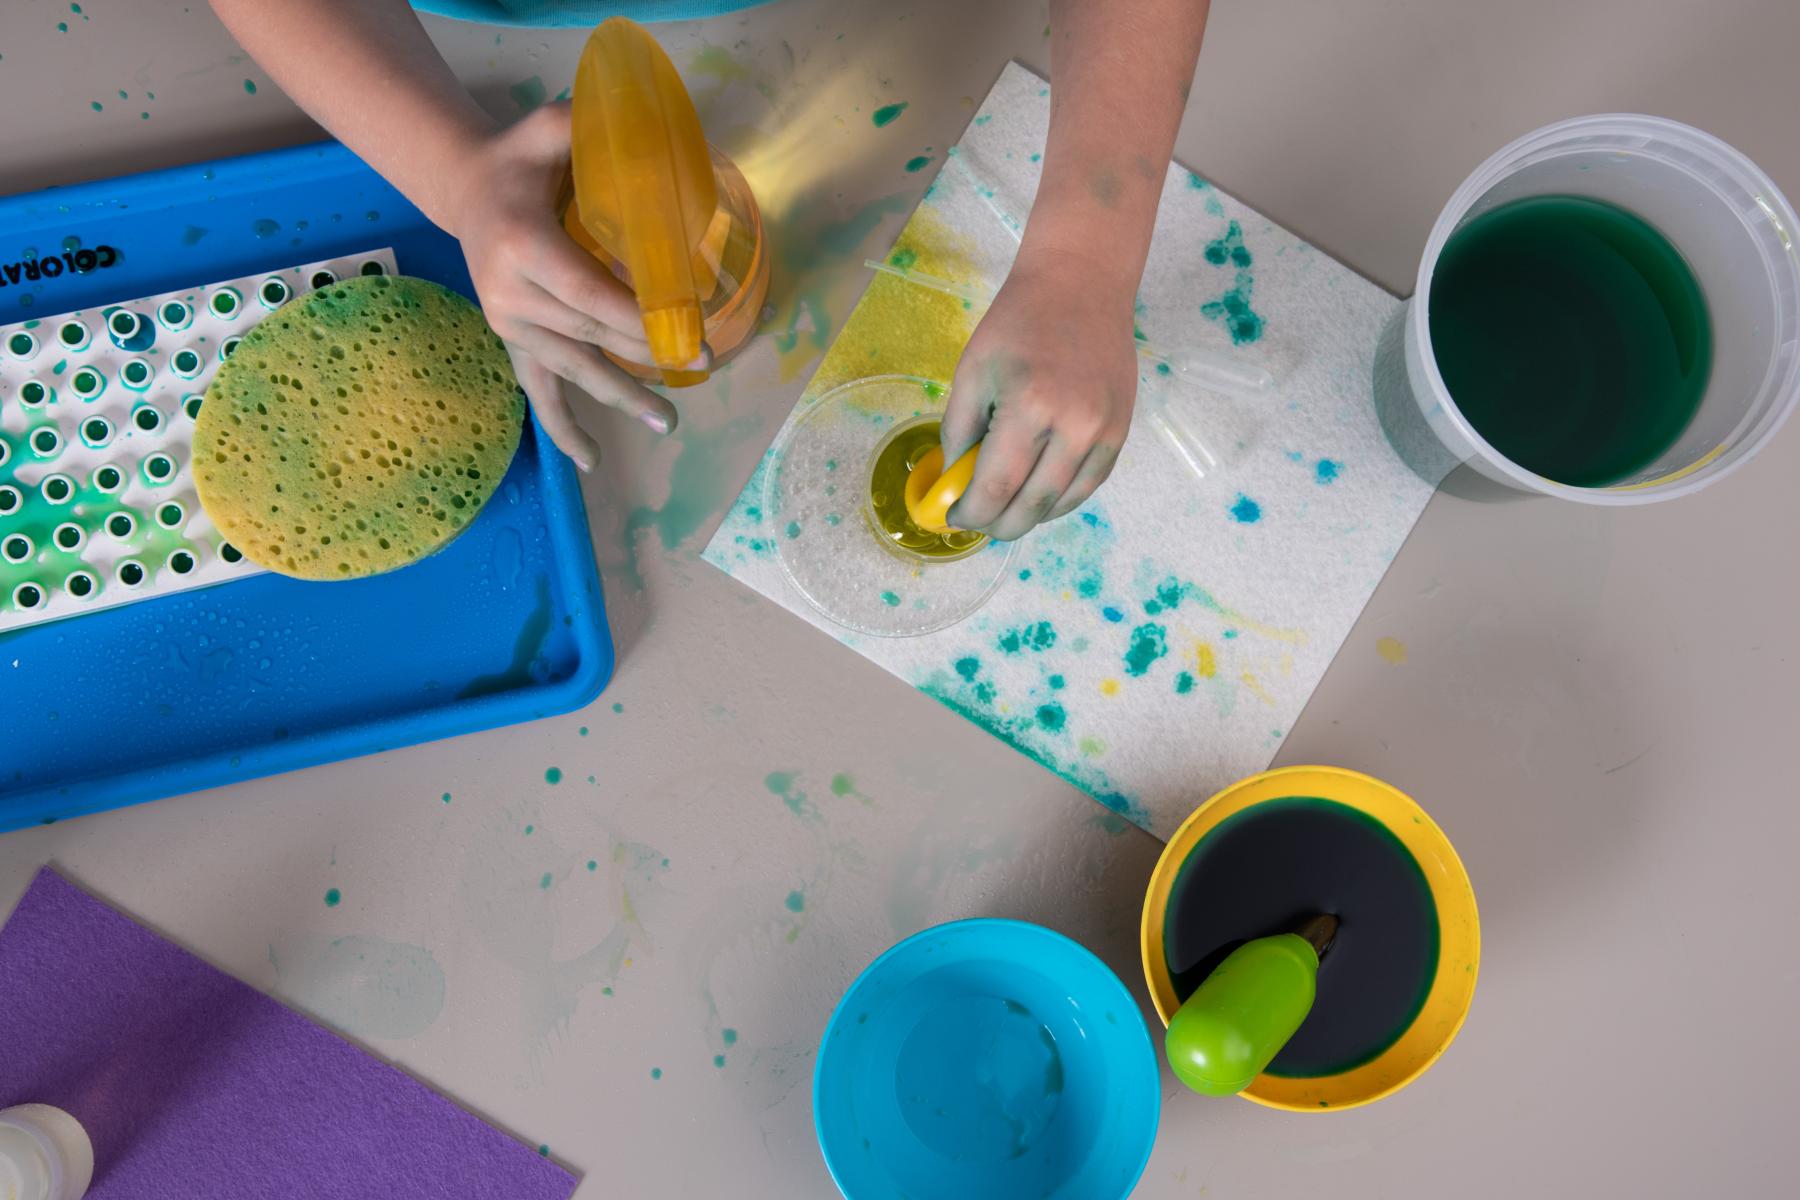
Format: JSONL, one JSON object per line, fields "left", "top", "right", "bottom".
{"left": 997, "top": 621, "right": 1056, "bottom": 654}
{"left": 1029, "top": 152, "right": 1042, "bottom": 163}
{"left": 1175, "top": 671, "right": 1195, "bottom": 694}
{"left": 785, "top": 520, "right": 802, "bottom": 538}
{"left": 579, "top": 726, "right": 589, "bottom": 736}
{"left": 537, "top": 1145, "right": 549, "bottom": 1158}
{"left": 612, "top": 702, "right": 624, "bottom": 713}
{"left": 1018, "top": 568, "right": 1032, "bottom": 580}
{"left": 540, "top": 872, "right": 553, "bottom": 890}
{"left": 784, "top": 890, "right": 806, "bottom": 913}
{"left": 1187, "top": 171, "right": 1209, "bottom": 190}
{"left": 954, "top": 656, "right": 981, "bottom": 681}
{"left": 1204, "top": 222, "right": 1254, "bottom": 268}
{"left": 1124, "top": 624, "right": 1168, "bottom": 676}
{"left": 905, "top": 155, "right": 933, "bottom": 172}
{"left": 243, "top": 79, "right": 258, "bottom": 95}
{"left": 872, "top": 102, "right": 908, "bottom": 127}
{"left": 89, "top": 101, "right": 102, "bottom": 112}
{"left": 57, "top": 22, "right": 68, "bottom": 32}
{"left": 1202, "top": 270, "right": 1264, "bottom": 343}
{"left": 918, "top": 674, "right": 1148, "bottom": 826}
{"left": 722, "top": 1028, "right": 738, "bottom": 1045}
{"left": 1101, "top": 606, "right": 1123, "bottom": 623}
{"left": 713, "top": 1054, "right": 727, "bottom": 1068}
{"left": 324, "top": 888, "right": 341, "bottom": 907}
{"left": 441, "top": 792, "right": 451, "bottom": 803}
{"left": 1229, "top": 494, "right": 1262, "bottom": 524}
{"left": 650, "top": 1067, "right": 662, "bottom": 1080}
{"left": 509, "top": 75, "right": 548, "bottom": 113}
{"left": 587, "top": 860, "right": 598, "bottom": 871}
{"left": 1155, "top": 361, "right": 1172, "bottom": 376}
{"left": 880, "top": 590, "right": 900, "bottom": 607}
{"left": 1205, "top": 194, "right": 1226, "bottom": 218}
{"left": 524, "top": 825, "right": 535, "bottom": 835}
{"left": 545, "top": 767, "right": 563, "bottom": 784}
{"left": 1035, "top": 703, "right": 1066, "bottom": 732}
{"left": 888, "top": 247, "right": 918, "bottom": 270}
{"left": 1315, "top": 459, "right": 1341, "bottom": 484}
{"left": 1048, "top": 674, "right": 1065, "bottom": 690}
{"left": 622, "top": 412, "right": 764, "bottom": 588}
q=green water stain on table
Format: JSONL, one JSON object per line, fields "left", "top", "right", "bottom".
{"left": 871, "top": 101, "right": 908, "bottom": 127}
{"left": 509, "top": 75, "right": 548, "bottom": 113}
{"left": 545, "top": 766, "right": 563, "bottom": 784}
{"left": 324, "top": 888, "right": 341, "bottom": 907}
{"left": 905, "top": 154, "right": 933, "bottom": 172}
{"left": 612, "top": 702, "right": 624, "bottom": 713}
{"left": 829, "top": 773, "right": 857, "bottom": 797}
{"left": 766, "top": 770, "right": 818, "bottom": 821}
{"left": 784, "top": 889, "right": 806, "bottom": 913}
{"left": 888, "top": 247, "right": 917, "bottom": 270}
{"left": 578, "top": 726, "right": 588, "bottom": 736}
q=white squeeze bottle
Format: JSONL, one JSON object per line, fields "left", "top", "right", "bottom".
{"left": 0, "top": 1105, "right": 93, "bottom": 1200}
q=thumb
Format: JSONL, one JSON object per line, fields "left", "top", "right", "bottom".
{"left": 938, "top": 372, "right": 990, "bottom": 466}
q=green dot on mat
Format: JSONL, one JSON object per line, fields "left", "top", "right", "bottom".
{"left": 21, "top": 381, "right": 47, "bottom": 403}
{"left": 123, "top": 360, "right": 150, "bottom": 384}
{"left": 310, "top": 270, "right": 335, "bottom": 289}
{"left": 134, "top": 407, "right": 160, "bottom": 431}
{"left": 83, "top": 418, "right": 109, "bottom": 442}
{"left": 118, "top": 562, "right": 144, "bottom": 586}
{"left": 184, "top": 396, "right": 203, "bottom": 420}
{"left": 110, "top": 311, "right": 138, "bottom": 335}
{"left": 55, "top": 526, "right": 81, "bottom": 549}
{"left": 219, "top": 542, "right": 243, "bottom": 563}
{"left": 169, "top": 550, "right": 195, "bottom": 573}
{"left": 59, "top": 322, "right": 86, "bottom": 346}
{"left": 107, "top": 514, "right": 132, "bottom": 536}
{"left": 32, "top": 429, "right": 58, "bottom": 453}
{"left": 15, "top": 584, "right": 42, "bottom": 608}
{"left": 8, "top": 333, "right": 32, "bottom": 355}
{"left": 221, "top": 337, "right": 242, "bottom": 358}
{"left": 3, "top": 536, "right": 28, "bottom": 560}
{"left": 0, "top": 490, "right": 17, "bottom": 513}
{"left": 68, "top": 574, "right": 94, "bottom": 597}
{"left": 158, "top": 503, "right": 183, "bottom": 527}
{"left": 146, "top": 455, "right": 174, "bottom": 480}
{"left": 360, "top": 260, "right": 385, "bottom": 276}
{"left": 96, "top": 467, "right": 122, "bottom": 490}
{"left": 161, "top": 301, "right": 188, "bottom": 325}
{"left": 211, "top": 290, "right": 239, "bottom": 315}
{"left": 74, "top": 369, "right": 101, "bottom": 395}
{"left": 261, "top": 280, "right": 288, "bottom": 305}
{"left": 44, "top": 478, "right": 70, "bottom": 501}
{"left": 174, "top": 349, "right": 201, "bottom": 374}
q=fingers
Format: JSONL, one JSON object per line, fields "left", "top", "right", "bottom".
{"left": 514, "top": 280, "right": 658, "bottom": 364}
{"left": 947, "top": 417, "right": 1049, "bottom": 533}
{"left": 986, "top": 434, "right": 1087, "bottom": 541}
{"left": 1044, "top": 442, "right": 1122, "bottom": 521}
{"left": 510, "top": 350, "right": 600, "bottom": 472}
{"left": 508, "top": 324, "right": 680, "bottom": 436}
{"left": 938, "top": 379, "right": 992, "bottom": 468}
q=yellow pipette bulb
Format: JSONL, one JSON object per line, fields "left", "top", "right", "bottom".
{"left": 904, "top": 442, "right": 981, "bottom": 533}
{"left": 569, "top": 18, "right": 716, "bottom": 383}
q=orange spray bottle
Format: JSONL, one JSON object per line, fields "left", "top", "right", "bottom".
{"left": 564, "top": 17, "right": 770, "bottom": 387}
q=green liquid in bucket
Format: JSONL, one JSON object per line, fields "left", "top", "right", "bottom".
{"left": 1428, "top": 195, "right": 1711, "bottom": 486}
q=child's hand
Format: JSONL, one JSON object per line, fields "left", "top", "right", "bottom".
{"left": 939, "top": 250, "right": 1137, "bottom": 540}
{"left": 449, "top": 103, "right": 698, "bottom": 469}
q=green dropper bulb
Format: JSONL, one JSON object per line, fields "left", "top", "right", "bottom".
{"left": 1164, "top": 914, "right": 1338, "bottom": 1096}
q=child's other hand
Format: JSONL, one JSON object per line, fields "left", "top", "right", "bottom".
{"left": 939, "top": 249, "right": 1137, "bottom": 540}
{"left": 449, "top": 103, "right": 700, "bottom": 470}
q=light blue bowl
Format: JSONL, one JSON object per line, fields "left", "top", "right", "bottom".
{"left": 813, "top": 919, "right": 1160, "bottom": 1200}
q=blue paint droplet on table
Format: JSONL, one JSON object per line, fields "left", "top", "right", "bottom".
{"left": 545, "top": 766, "right": 563, "bottom": 784}
{"left": 243, "top": 79, "right": 258, "bottom": 95}
{"left": 1101, "top": 606, "right": 1123, "bottom": 623}
{"left": 1175, "top": 671, "right": 1195, "bottom": 694}
{"left": 1018, "top": 568, "right": 1032, "bottom": 580}
{"left": 650, "top": 1067, "right": 662, "bottom": 1080}
{"left": 612, "top": 702, "right": 624, "bottom": 713}
{"left": 1229, "top": 494, "right": 1262, "bottom": 524}
{"left": 785, "top": 520, "right": 802, "bottom": 538}
{"left": 713, "top": 1054, "right": 727, "bottom": 1068}
{"left": 1315, "top": 459, "right": 1341, "bottom": 484}
{"left": 785, "top": 890, "right": 806, "bottom": 912}
{"left": 441, "top": 792, "right": 451, "bottom": 803}
{"left": 324, "top": 888, "right": 340, "bottom": 907}
{"left": 722, "top": 1028, "right": 738, "bottom": 1045}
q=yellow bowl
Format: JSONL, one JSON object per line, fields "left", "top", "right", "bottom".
{"left": 1140, "top": 766, "right": 1479, "bottom": 1111}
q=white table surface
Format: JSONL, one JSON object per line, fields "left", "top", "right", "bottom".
{"left": 3, "top": 1, "right": 1796, "bottom": 1196}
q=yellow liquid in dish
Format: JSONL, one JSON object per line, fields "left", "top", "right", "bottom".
{"left": 865, "top": 419, "right": 985, "bottom": 561}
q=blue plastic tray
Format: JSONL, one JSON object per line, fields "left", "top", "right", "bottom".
{"left": 0, "top": 142, "right": 613, "bottom": 831}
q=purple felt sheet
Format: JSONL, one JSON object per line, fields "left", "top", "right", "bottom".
{"left": 0, "top": 867, "right": 577, "bottom": 1200}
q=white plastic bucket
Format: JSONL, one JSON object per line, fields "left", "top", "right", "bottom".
{"left": 1398, "top": 114, "right": 1800, "bottom": 503}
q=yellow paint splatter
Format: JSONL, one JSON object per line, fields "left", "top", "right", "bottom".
{"left": 1078, "top": 736, "right": 1106, "bottom": 757}
{"left": 1100, "top": 678, "right": 1120, "bottom": 696}
{"left": 1240, "top": 671, "right": 1276, "bottom": 705}
{"left": 1376, "top": 636, "right": 1408, "bottom": 665}
{"left": 1192, "top": 642, "right": 1217, "bottom": 679}
{"left": 797, "top": 205, "right": 985, "bottom": 393}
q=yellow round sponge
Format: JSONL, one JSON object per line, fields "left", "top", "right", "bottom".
{"left": 194, "top": 275, "right": 525, "bottom": 580}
